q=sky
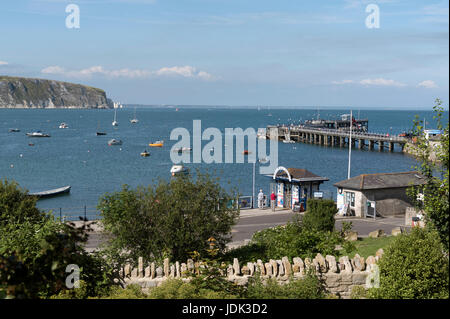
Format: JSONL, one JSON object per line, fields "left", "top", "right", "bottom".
{"left": 0, "top": 0, "right": 448, "bottom": 109}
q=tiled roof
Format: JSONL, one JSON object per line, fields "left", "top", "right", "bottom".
{"left": 334, "top": 171, "right": 427, "bottom": 190}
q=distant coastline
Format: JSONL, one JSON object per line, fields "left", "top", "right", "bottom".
{"left": 0, "top": 75, "right": 112, "bottom": 109}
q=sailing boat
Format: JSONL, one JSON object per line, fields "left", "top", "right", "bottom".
{"left": 96, "top": 121, "right": 106, "bottom": 136}
{"left": 112, "top": 103, "right": 119, "bottom": 126}
{"left": 130, "top": 107, "right": 138, "bottom": 124}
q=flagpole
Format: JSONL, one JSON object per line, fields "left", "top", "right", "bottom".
{"left": 348, "top": 110, "right": 352, "bottom": 179}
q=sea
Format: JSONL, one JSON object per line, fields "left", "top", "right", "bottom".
{"left": 0, "top": 107, "right": 443, "bottom": 220}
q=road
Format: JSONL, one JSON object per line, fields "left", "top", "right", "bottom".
{"left": 81, "top": 208, "right": 409, "bottom": 252}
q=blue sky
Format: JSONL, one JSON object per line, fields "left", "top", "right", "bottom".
{"left": 0, "top": 0, "right": 448, "bottom": 108}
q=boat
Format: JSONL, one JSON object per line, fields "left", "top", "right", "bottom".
{"left": 149, "top": 140, "right": 164, "bottom": 147}
{"left": 112, "top": 105, "right": 119, "bottom": 126}
{"left": 59, "top": 122, "right": 69, "bottom": 129}
{"left": 172, "top": 147, "right": 192, "bottom": 153}
{"left": 9, "top": 128, "right": 20, "bottom": 132}
{"left": 170, "top": 165, "right": 189, "bottom": 176}
{"left": 26, "top": 131, "right": 50, "bottom": 137}
{"left": 29, "top": 185, "right": 71, "bottom": 198}
{"left": 96, "top": 121, "right": 107, "bottom": 135}
{"left": 108, "top": 139, "right": 122, "bottom": 146}
{"left": 130, "top": 107, "right": 138, "bottom": 124}
{"left": 140, "top": 150, "right": 150, "bottom": 157}
{"left": 283, "top": 131, "right": 295, "bottom": 143}
{"left": 242, "top": 150, "right": 251, "bottom": 155}
{"left": 257, "top": 128, "right": 267, "bottom": 139}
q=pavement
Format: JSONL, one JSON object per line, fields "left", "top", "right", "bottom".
{"left": 76, "top": 207, "right": 410, "bottom": 252}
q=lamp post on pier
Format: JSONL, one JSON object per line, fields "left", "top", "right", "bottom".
{"left": 252, "top": 157, "right": 268, "bottom": 209}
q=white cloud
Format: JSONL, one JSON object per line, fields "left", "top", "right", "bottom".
{"left": 332, "top": 78, "right": 407, "bottom": 87}
{"left": 331, "top": 79, "right": 355, "bottom": 85}
{"left": 417, "top": 80, "right": 438, "bottom": 89}
{"left": 41, "top": 65, "right": 215, "bottom": 81}
{"left": 0, "top": 61, "right": 8, "bottom": 66}
{"left": 359, "top": 78, "right": 406, "bottom": 87}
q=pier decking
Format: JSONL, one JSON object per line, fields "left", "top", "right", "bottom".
{"left": 267, "top": 125, "right": 408, "bottom": 152}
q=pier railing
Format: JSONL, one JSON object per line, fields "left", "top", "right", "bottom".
{"left": 280, "top": 125, "right": 408, "bottom": 143}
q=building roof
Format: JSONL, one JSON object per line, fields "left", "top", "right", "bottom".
{"left": 333, "top": 171, "right": 427, "bottom": 191}
{"left": 266, "top": 168, "right": 329, "bottom": 183}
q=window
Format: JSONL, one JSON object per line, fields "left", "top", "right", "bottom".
{"left": 345, "top": 191, "right": 355, "bottom": 207}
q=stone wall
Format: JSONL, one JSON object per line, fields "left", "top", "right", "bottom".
{"left": 121, "top": 249, "right": 384, "bottom": 298}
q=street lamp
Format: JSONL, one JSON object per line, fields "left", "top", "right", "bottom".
{"left": 252, "top": 157, "right": 268, "bottom": 208}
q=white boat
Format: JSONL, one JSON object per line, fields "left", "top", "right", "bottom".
{"left": 29, "top": 185, "right": 71, "bottom": 198}
{"left": 130, "top": 107, "right": 138, "bottom": 124}
{"left": 173, "top": 147, "right": 192, "bottom": 153}
{"left": 59, "top": 122, "right": 69, "bottom": 129}
{"left": 170, "top": 165, "right": 189, "bottom": 176}
{"left": 26, "top": 131, "right": 50, "bottom": 137}
{"left": 283, "top": 131, "right": 295, "bottom": 143}
{"left": 257, "top": 128, "right": 267, "bottom": 139}
{"left": 112, "top": 104, "right": 119, "bottom": 126}
{"left": 108, "top": 139, "right": 122, "bottom": 146}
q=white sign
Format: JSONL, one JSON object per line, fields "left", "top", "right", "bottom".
{"left": 313, "top": 192, "right": 323, "bottom": 198}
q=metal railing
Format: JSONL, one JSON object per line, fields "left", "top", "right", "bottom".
{"left": 43, "top": 206, "right": 101, "bottom": 222}
{"left": 277, "top": 126, "right": 408, "bottom": 143}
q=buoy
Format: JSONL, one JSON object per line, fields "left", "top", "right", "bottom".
{"left": 10, "top": 164, "right": 14, "bottom": 168}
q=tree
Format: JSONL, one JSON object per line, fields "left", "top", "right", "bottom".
{"left": 0, "top": 179, "right": 115, "bottom": 299}
{"left": 408, "top": 98, "right": 449, "bottom": 249}
{"left": 302, "top": 199, "right": 337, "bottom": 232}
{"left": 98, "top": 172, "right": 239, "bottom": 264}
{"left": 0, "top": 179, "right": 42, "bottom": 226}
{"left": 368, "top": 227, "right": 449, "bottom": 299}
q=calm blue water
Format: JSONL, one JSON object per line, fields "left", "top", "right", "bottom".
{"left": 0, "top": 107, "right": 440, "bottom": 219}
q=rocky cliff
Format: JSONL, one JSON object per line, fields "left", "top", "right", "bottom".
{"left": 0, "top": 76, "right": 113, "bottom": 109}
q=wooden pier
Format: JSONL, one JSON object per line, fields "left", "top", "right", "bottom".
{"left": 267, "top": 125, "right": 408, "bottom": 152}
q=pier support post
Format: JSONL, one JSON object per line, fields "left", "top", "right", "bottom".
{"left": 379, "top": 141, "right": 384, "bottom": 151}
{"left": 358, "top": 139, "right": 364, "bottom": 149}
{"left": 369, "top": 140, "right": 374, "bottom": 150}
{"left": 389, "top": 142, "right": 394, "bottom": 152}
{"left": 339, "top": 136, "right": 344, "bottom": 147}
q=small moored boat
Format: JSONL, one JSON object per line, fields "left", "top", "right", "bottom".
{"left": 108, "top": 139, "right": 123, "bottom": 146}
{"left": 26, "top": 131, "right": 50, "bottom": 137}
{"left": 29, "top": 185, "right": 71, "bottom": 198}
{"left": 140, "top": 150, "right": 150, "bottom": 157}
{"left": 9, "top": 128, "right": 20, "bottom": 132}
{"left": 59, "top": 122, "right": 69, "bottom": 129}
{"left": 170, "top": 165, "right": 188, "bottom": 176}
{"left": 149, "top": 140, "right": 164, "bottom": 147}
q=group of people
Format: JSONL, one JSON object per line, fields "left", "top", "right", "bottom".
{"left": 257, "top": 189, "right": 277, "bottom": 212}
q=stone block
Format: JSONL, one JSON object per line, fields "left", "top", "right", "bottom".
{"left": 326, "top": 255, "right": 338, "bottom": 273}
{"left": 233, "top": 258, "right": 241, "bottom": 276}
{"left": 345, "top": 231, "right": 358, "bottom": 241}
{"left": 282, "top": 257, "right": 292, "bottom": 276}
{"left": 369, "top": 229, "right": 385, "bottom": 238}
{"left": 391, "top": 227, "right": 403, "bottom": 236}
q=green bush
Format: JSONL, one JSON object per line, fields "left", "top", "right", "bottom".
{"left": 245, "top": 272, "right": 325, "bottom": 299}
{"left": 240, "top": 218, "right": 343, "bottom": 261}
{"left": 368, "top": 227, "right": 449, "bottom": 299}
{"left": 147, "top": 279, "right": 238, "bottom": 299}
{"left": 302, "top": 199, "right": 337, "bottom": 232}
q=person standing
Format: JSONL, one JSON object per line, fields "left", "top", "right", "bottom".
{"left": 257, "top": 189, "right": 264, "bottom": 209}
{"left": 270, "top": 191, "right": 276, "bottom": 212}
